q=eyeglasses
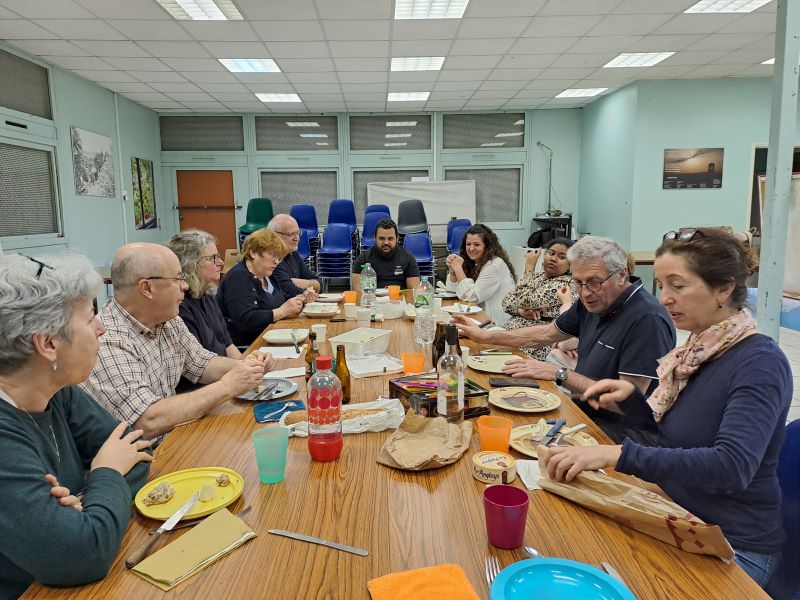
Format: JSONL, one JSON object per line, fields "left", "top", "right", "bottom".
{"left": 277, "top": 230, "right": 301, "bottom": 239}
{"left": 571, "top": 271, "right": 616, "bottom": 293}
{"left": 663, "top": 228, "right": 704, "bottom": 242}
{"left": 200, "top": 253, "right": 221, "bottom": 263}
{"left": 144, "top": 272, "right": 187, "bottom": 282}
{"left": 23, "top": 255, "right": 55, "bottom": 279}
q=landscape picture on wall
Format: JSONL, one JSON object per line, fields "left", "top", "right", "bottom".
{"left": 131, "top": 157, "right": 157, "bottom": 230}
{"left": 663, "top": 148, "right": 724, "bottom": 189}
{"left": 70, "top": 126, "right": 115, "bottom": 197}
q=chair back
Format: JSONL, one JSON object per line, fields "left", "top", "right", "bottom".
{"left": 397, "top": 199, "right": 428, "bottom": 235}
{"left": 290, "top": 203, "right": 319, "bottom": 238}
{"left": 366, "top": 204, "right": 391, "bottom": 218}
{"left": 449, "top": 224, "right": 471, "bottom": 254}
{"left": 402, "top": 232, "right": 433, "bottom": 262}
{"left": 320, "top": 223, "right": 353, "bottom": 254}
{"left": 447, "top": 218, "right": 472, "bottom": 250}
{"left": 328, "top": 199, "right": 357, "bottom": 233}
{"left": 361, "top": 211, "right": 391, "bottom": 248}
{"left": 245, "top": 198, "right": 274, "bottom": 226}
{"left": 297, "top": 229, "right": 312, "bottom": 260}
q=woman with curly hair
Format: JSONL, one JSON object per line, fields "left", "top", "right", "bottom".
{"left": 444, "top": 223, "right": 516, "bottom": 326}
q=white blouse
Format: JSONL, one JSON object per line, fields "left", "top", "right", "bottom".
{"left": 445, "top": 257, "right": 516, "bottom": 326}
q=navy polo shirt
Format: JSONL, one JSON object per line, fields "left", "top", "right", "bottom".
{"left": 352, "top": 246, "right": 420, "bottom": 288}
{"left": 554, "top": 277, "right": 675, "bottom": 387}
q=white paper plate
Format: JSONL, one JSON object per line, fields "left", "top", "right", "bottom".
{"left": 263, "top": 328, "right": 309, "bottom": 345}
{"left": 316, "top": 293, "right": 343, "bottom": 303}
{"left": 442, "top": 304, "right": 482, "bottom": 315}
{"left": 302, "top": 303, "right": 340, "bottom": 317}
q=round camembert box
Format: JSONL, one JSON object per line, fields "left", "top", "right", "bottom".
{"left": 471, "top": 451, "right": 517, "bottom": 485}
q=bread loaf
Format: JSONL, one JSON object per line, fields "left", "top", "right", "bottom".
{"left": 285, "top": 407, "right": 387, "bottom": 425}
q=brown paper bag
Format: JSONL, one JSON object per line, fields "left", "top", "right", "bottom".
{"left": 377, "top": 410, "right": 473, "bottom": 471}
{"left": 535, "top": 446, "right": 734, "bottom": 560}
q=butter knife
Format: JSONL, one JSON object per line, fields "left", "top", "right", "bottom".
{"left": 268, "top": 529, "right": 369, "bottom": 556}
{"left": 289, "top": 331, "right": 300, "bottom": 354}
{"left": 540, "top": 419, "right": 566, "bottom": 446}
{"left": 125, "top": 492, "right": 199, "bottom": 568}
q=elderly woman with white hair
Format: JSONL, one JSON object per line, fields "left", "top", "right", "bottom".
{"left": 0, "top": 254, "right": 153, "bottom": 598}
{"left": 167, "top": 229, "right": 241, "bottom": 358}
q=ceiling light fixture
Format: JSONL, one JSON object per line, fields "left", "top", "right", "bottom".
{"left": 300, "top": 133, "right": 328, "bottom": 138}
{"left": 395, "top": 0, "right": 469, "bottom": 19}
{"left": 388, "top": 92, "right": 430, "bottom": 102}
{"left": 385, "top": 133, "right": 412, "bottom": 138}
{"left": 391, "top": 57, "right": 445, "bottom": 71}
{"left": 286, "top": 121, "right": 320, "bottom": 127}
{"left": 684, "top": 0, "right": 773, "bottom": 13}
{"left": 555, "top": 88, "right": 608, "bottom": 98}
{"left": 386, "top": 121, "right": 417, "bottom": 127}
{"left": 384, "top": 142, "right": 408, "bottom": 147}
{"left": 156, "top": 0, "right": 243, "bottom": 20}
{"left": 255, "top": 93, "right": 301, "bottom": 102}
{"left": 603, "top": 52, "right": 674, "bottom": 68}
{"left": 219, "top": 59, "right": 280, "bottom": 73}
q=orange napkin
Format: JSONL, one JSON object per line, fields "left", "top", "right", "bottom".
{"left": 367, "top": 564, "right": 480, "bottom": 600}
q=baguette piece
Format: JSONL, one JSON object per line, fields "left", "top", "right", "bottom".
{"left": 285, "top": 407, "right": 387, "bottom": 425}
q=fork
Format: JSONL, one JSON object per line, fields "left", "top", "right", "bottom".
{"left": 485, "top": 555, "right": 501, "bottom": 587}
{"left": 290, "top": 331, "right": 300, "bottom": 354}
{"left": 250, "top": 381, "right": 279, "bottom": 402}
{"left": 259, "top": 401, "right": 298, "bottom": 423}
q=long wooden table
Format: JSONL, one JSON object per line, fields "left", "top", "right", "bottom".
{"left": 23, "top": 300, "right": 766, "bottom": 599}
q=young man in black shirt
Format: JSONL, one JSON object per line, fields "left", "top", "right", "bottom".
{"left": 352, "top": 218, "right": 421, "bottom": 289}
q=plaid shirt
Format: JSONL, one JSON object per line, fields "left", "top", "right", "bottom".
{"left": 82, "top": 298, "right": 215, "bottom": 425}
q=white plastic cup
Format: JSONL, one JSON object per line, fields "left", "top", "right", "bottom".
{"left": 460, "top": 345, "right": 470, "bottom": 360}
{"left": 356, "top": 308, "right": 371, "bottom": 327}
{"left": 344, "top": 303, "right": 357, "bottom": 320}
{"left": 311, "top": 323, "right": 327, "bottom": 343}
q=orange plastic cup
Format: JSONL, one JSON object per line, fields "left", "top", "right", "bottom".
{"left": 342, "top": 290, "right": 357, "bottom": 304}
{"left": 477, "top": 416, "right": 514, "bottom": 452}
{"left": 387, "top": 285, "right": 401, "bottom": 300}
{"left": 401, "top": 352, "right": 425, "bottom": 375}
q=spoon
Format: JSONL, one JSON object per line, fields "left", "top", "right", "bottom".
{"left": 259, "top": 401, "right": 298, "bottom": 423}
{"left": 523, "top": 546, "right": 542, "bottom": 558}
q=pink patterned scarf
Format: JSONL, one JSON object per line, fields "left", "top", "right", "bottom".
{"left": 647, "top": 310, "right": 757, "bottom": 422}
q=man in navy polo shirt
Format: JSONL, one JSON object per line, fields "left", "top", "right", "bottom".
{"left": 454, "top": 236, "right": 675, "bottom": 442}
{"left": 352, "top": 218, "right": 421, "bottom": 290}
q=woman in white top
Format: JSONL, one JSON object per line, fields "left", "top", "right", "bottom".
{"left": 445, "top": 224, "right": 517, "bottom": 326}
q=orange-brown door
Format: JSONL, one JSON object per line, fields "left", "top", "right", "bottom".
{"left": 175, "top": 170, "right": 237, "bottom": 255}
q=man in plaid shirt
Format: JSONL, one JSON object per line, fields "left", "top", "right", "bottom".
{"left": 82, "top": 243, "right": 275, "bottom": 440}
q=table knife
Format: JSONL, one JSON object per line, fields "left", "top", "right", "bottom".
{"left": 540, "top": 419, "right": 566, "bottom": 446}
{"left": 268, "top": 529, "right": 369, "bottom": 556}
{"left": 289, "top": 331, "right": 300, "bottom": 354}
{"left": 125, "top": 492, "right": 199, "bottom": 568}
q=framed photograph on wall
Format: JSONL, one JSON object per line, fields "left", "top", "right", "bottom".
{"left": 70, "top": 126, "right": 115, "bottom": 197}
{"left": 131, "top": 157, "right": 157, "bottom": 230}
{"left": 662, "top": 148, "right": 724, "bottom": 189}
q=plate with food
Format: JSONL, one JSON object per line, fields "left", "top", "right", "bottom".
{"left": 263, "top": 328, "right": 309, "bottom": 345}
{"left": 316, "top": 293, "right": 343, "bottom": 303}
{"left": 442, "top": 303, "right": 482, "bottom": 315}
{"left": 236, "top": 378, "right": 298, "bottom": 401}
{"left": 466, "top": 354, "right": 516, "bottom": 374}
{"left": 434, "top": 290, "right": 458, "bottom": 299}
{"left": 134, "top": 467, "right": 244, "bottom": 520}
{"left": 489, "top": 387, "right": 561, "bottom": 413}
{"left": 302, "top": 303, "right": 340, "bottom": 317}
{"left": 509, "top": 418, "right": 597, "bottom": 458}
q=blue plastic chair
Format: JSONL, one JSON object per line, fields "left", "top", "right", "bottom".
{"left": 328, "top": 199, "right": 357, "bottom": 234}
{"left": 317, "top": 222, "right": 354, "bottom": 290}
{"left": 402, "top": 232, "right": 435, "bottom": 277}
{"left": 361, "top": 211, "right": 390, "bottom": 249}
{"left": 290, "top": 203, "right": 319, "bottom": 241}
{"left": 449, "top": 224, "right": 471, "bottom": 254}
{"left": 366, "top": 204, "right": 391, "bottom": 218}
{"left": 297, "top": 229, "right": 311, "bottom": 261}
{"left": 447, "top": 218, "right": 471, "bottom": 252}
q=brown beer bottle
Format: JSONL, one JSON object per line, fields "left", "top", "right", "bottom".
{"left": 431, "top": 322, "right": 448, "bottom": 368}
{"left": 334, "top": 344, "right": 351, "bottom": 405}
{"left": 304, "top": 332, "right": 318, "bottom": 381}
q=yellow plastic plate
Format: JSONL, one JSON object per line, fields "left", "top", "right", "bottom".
{"left": 134, "top": 467, "right": 244, "bottom": 521}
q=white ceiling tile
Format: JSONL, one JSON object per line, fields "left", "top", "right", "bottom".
{"left": 742, "top": 35, "right": 775, "bottom": 51}
{"left": 73, "top": 69, "right": 138, "bottom": 82}
{"left": 438, "top": 69, "right": 492, "bottom": 81}
{"left": 235, "top": 0, "right": 317, "bottom": 19}
{"left": 731, "top": 64, "right": 773, "bottom": 77}
{"left": 165, "top": 91, "right": 216, "bottom": 101}
{"left": 106, "top": 19, "right": 192, "bottom": 41}
{"left": 200, "top": 41, "right": 270, "bottom": 58}
{"left": 550, "top": 53, "right": 616, "bottom": 68}
{"left": 503, "top": 99, "right": 547, "bottom": 108}
{"left": 122, "top": 91, "right": 171, "bottom": 101}
{"left": 288, "top": 71, "right": 339, "bottom": 83}
{"left": 458, "top": 17, "right": 530, "bottom": 39}
{"left": 333, "top": 58, "right": 388, "bottom": 71}
{"left": 328, "top": 41, "right": 389, "bottom": 57}
{"left": 246, "top": 83, "right": 299, "bottom": 92}
{"left": 388, "top": 71, "right": 440, "bottom": 83}
{"left": 303, "top": 102, "right": 347, "bottom": 110}
{"left": 496, "top": 54, "right": 560, "bottom": 69}
{"left": 661, "top": 50, "right": 728, "bottom": 65}
{"left": 42, "top": 55, "right": 113, "bottom": 69}
{"left": 470, "top": 90, "right": 515, "bottom": 100}
{"left": 535, "top": 66, "right": 594, "bottom": 79}
{"left": 1, "top": 0, "right": 93, "bottom": 18}
{"left": 430, "top": 90, "right": 472, "bottom": 100}
{"left": 338, "top": 71, "right": 388, "bottom": 83}
{"left": 233, "top": 72, "right": 289, "bottom": 83}
{"left": 478, "top": 80, "right": 528, "bottom": 91}
{"left": 0, "top": 19, "right": 58, "bottom": 39}
{"left": 450, "top": 39, "right": 515, "bottom": 55}
{"left": 391, "top": 19, "right": 460, "bottom": 40}
{"left": 104, "top": 57, "right": 172, "bottom": 70}
{"left": 138, "top": 41, "right": 211, "bottom": 58}
{"left": 341, "top": 83, "right": 386, "bottom": 93}
{"left": 199, "top": 83, "right": 250, "bottom": 93}
{"left": 524, "top": 78, "right": 578, "bottom": 89}
{"left": 104, "top": 81, "right": 155, "bottom": 93}
{"left": 250, "top": 20, "right": 324, "bottom": 42}
{"left": 141, "top": 101, "right": 184, "bottom": 109}
{"left": 179, "top": 101, "right": 227, "bottom": 108}
{"left": 631, "top": 64, "right": 695, "bottom": 78}
{"left": 653, "top": 14, "right": 740, "bottom": 35}
{"left": 588, "top": 14, "right": 674, "bottom": 37}
{"left": 463, "top": 98, "right": 504, "bottom": 107}
{"left": 346, "top": 102, "right": 387, "bottom": 109}
{"left": 683, "top": 64, "right": 749, "bottom": 77}
{"left": 567, "top": 36, "right": 642, "bottom": 53}
{"left": 467, "top": 0, "right": 546, "bottom": 17}
{"left": 316, "top": 0, "right": 391, "bottom": 20}
{"left": 8, "top": 39, "right": 89, "bottom": 56}
{"left": 159, "top": 57, "right": 225, "bottom": 71}
{"left": 343, "top": 92, "right": 385, "bottom": 101}
{"left": 293, "top": 83, "right": 342, "bottom": 93}
{"left": 33, "top": 19, "right": 125, "bottom": 40}
{"left": 583, "top": 66, "right": 642, "bottom": 80}
{"left": 443, "top": 55, "right": 503, "bottom": 70}
{"left": 713, "top": 49, "right": 774, "bottom": 64}
{"left": 488, "top": 68, "right": 546, "bottom": 80}
{"left": 539, "top": 0, "right": 619, "bottom": 16}
{"left": 209, "top": 92, "right": 260, "bottom": 101}
{"left": 510, "top": 37, "right": 578, "bottom": 54}
{"left": 148, "top": 82, "right": 204, "bottom": 93}
{"left": 0, "top": 7, "right": 19, "bottom": 18}
{"left": 74, "top": 0, "right": 167, "bottom": 18}
{"left": 513, "top": 88, "right": 563, "bottom": 98}
{"left": 522, "top": 16, "right": 603, "bottom": 38}
{"left": 179, "top": 21, "right": 259, "bottom": 42}
{"left": 72, "top": 40, "right": 151, "bottom": 57}
{"left": 300, "top": 93, "right": 344, "bottom": 101}
{"left": 128, "top": 70, "right": 188, "bottom": 82}
{"left": 625, "top": 34, "right": 705, "bottom": 52}
{"left": 426, "top": 100, "right": 466, "bottom": 108}
{"left": 267, "top": 41, "right": 329, "bottom": 58}
{"left": 322, "top": 19, "right": 390, "bottom": 40}
{"left": 433, "top": 80, "right": 483, "bottom": 91}
{"left": 390, "top": 40, "right": 452, "bottom": 56}
{"left": 222, "top": 102, "right": 271, "bottom": 110}
{"left": 612, "top": 0, "right": 696, "bottom": 14}
{"left": 388, "top": 81, "right": 435, "bottom": 92}
{"left": 715, "top": 13, "right": 776, "bottom": 34}
{"left": 575, "top": 80, "right": 627, "bottom": 91}
{"left": 684, "top": 33, "right": 764, "bottom": 52}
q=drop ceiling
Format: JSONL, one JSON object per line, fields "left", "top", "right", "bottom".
{"left": 0, "top": 0, "right": 781, "bottom": 114}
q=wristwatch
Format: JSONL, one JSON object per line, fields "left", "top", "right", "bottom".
{"left": 554, "top": 366, "right": 569, "bottom": 386}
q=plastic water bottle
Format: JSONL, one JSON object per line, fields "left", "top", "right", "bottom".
{"left": 360, "top": 263, "right": 376, "bottom": 308}
{"left": 307, "top": 356, "right": 343, "bottom": 462}
{"left": 413, "top": 276, "right": 433, "bottom": 310}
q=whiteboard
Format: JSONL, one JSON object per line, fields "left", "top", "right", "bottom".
{"left": 367, "top": 180, "right": 476, "bottom": 244}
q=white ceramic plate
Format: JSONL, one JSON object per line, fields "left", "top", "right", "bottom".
{"left": 302, "top": 303, "right": 340, "bottom": 317}
{"left": 316, "top": 293, "right": 342, "bottom": 303}
{"left": 466, "top": 354, "right": 515, "bottom": 373}
{"left": 263, "top": 328, "right": 309, "bottom": 345}
{"left": 442, "top": 304, "right": 482, "bottom": 315}
{"left": 488, "top": 387, "right": 561, "bottom": 413}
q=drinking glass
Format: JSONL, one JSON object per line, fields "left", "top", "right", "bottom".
{"left": 413, "top": 309, "right": 436, "bottom": 370}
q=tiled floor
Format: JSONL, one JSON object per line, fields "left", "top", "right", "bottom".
{"left": 777, "top": 327, "right": 800, "bottom": 423}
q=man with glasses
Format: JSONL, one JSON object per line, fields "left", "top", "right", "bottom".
{"left": 268, "top": 214, "right": 320, "bottom": 300}
{"left": 454, "top": 236, "right": 675, "bottom": 442}
{"left": 82, "top": 243, "right": 275, "bottom": 443}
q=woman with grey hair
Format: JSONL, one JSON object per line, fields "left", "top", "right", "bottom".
{"left": 167, "top": 229, "right": 241, "bottom": 358}
{"left": 0, "top": 253, "right": 152, "bottom": 598}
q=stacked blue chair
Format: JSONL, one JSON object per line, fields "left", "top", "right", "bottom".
{"left": 360, "top": 211, "right": 390, "bottom": 251}
{"left": 397, "top": 199, "right": 428, "bottom": 247}
{"left": 403, "top": 232, "right": 435, "bottom": 279}
{"left": 328, "top": 199, "right": 359, "bottom": 254}
{"left": 447, "top": 219, "right": 472, "bottom": 253}
{"left": 317, "top": 223, "right": 354, "bottom": 292}
{"left": 297, "top": 229, "right": 313, "bottom": 269}
{"left": 366, "top": 204, "right": 391, "bottom": 219}
{"left": 290, "top": 203, "right": 319, "bottom": 250}
{"left": 449, "top": 224, "right": 471, "bottom": 255}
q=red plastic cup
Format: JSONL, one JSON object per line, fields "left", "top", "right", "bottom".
{"left": 483, "top": 484, "right": 530, "bottom": 548}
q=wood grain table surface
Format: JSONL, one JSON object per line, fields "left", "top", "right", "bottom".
{"left": 23, "top": 297, "right": 766, "bottom": 600}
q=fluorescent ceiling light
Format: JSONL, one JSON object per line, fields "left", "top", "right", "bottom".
{"left": 495, "top": 132, "right": 523, "bottom": 138}
{"left": 286, "top": 121, "right": 319, "bottom": 127}
{"left": 156, "top": 0, "right": 243, "bottom": 20}
{"left": 218, "top": 59, "right": 280, "bottom": 73}
{"left": 395, "top": 0, "right": 469, "bottom": 19}
{"left": 603, "top": 52, "right": 674, "bottom": 68}
{"left": 685, "top": 0, "right": 773, "bottom": 13}
{"left": 386, "top": 121, "right": 417, "bottom": 127}
{"left": 316, "top": 142, "right": 329, "bottom": 146}
{"left": 481, "top": 142, "right": 505, "bottom": 147}
{"left": 386, "top": 133, "right": 412, "bottom": 138}
{"left": 391, "top": 57, "right": 445, "bottom": 71}
{"left": 300, "top": 133, "right": 328, "bottom": 138}
{"left": 388, "top": 92, "right": 430, "bottom": 102}
{"left": 255, "top": 93, "right": 301, "bottom": 102}
{"left": 514, "top": 119, "right": 524, "bottom": 125}
{"left": 384, "top": 142, "right": 408, "bottom": 147}
{"left": 555, "top": 88, "right": 608, "bottom": 98}
{"left": 762, "top": 57, "right": 775, "bottom": 64}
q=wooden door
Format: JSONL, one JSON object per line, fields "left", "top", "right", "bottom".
{"left": 175, "top": 170, "right": 237, "bottom": 254}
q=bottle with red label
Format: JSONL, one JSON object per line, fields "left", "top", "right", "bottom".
{"left": 307, "top": 355, "right": 343, "bottom": 462}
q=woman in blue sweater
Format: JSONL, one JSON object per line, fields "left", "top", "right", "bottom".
{"left": 541, "top": 228, "right": 791, "bottom": 588}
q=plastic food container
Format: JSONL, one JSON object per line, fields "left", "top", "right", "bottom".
{"left": 471, "top": 451, "right": 517, "bottom": 485}
{"left": 328, "top": 327, "right": 391, "bottom": 357}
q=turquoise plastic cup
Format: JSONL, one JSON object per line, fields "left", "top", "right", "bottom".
{"left": 252, "top": 427, "right": 290, "bottom": 484}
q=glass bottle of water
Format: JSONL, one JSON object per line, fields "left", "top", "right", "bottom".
{"left": 437, "top": 324, "right": 464, "bottom": 424}
{"left": 413, "top": 276, "right": 433, "bottom": 310}
{"left": 360, "top": 263, "right": 376, "bottom": 308}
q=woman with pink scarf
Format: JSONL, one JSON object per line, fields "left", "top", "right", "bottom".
{"left": 540, "top": 228, "right": 791, "bottom": 589}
